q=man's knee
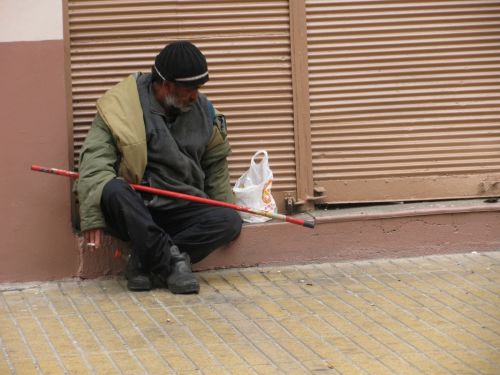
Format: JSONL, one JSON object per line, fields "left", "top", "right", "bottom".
{"left": 100, "top": 178, "right": 144, "bottom": 219}
{"left": 101, "top": 178, "right": 133, "bottom": 204}
{"left": 102, "top": 178, "right": 129, "bottom": 196}
{"left": 223, "top": 208, "right": 242, "bottom": 242}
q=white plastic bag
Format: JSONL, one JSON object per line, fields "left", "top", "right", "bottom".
{"left": 233, "top": 150, "right": 277, "bottom": 223}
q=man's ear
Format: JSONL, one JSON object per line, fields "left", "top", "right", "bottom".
{"left": 152, "top": 80, "right": 165, "bottom": 95}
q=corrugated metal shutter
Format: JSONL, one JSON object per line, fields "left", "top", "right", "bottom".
{"left": 68, "top": 0, "right": 297, "bottom": 197}
{"left": 306, "top": 0, "right": 500, "bottom": 202}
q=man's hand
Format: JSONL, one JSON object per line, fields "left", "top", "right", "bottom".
{"left": 83, "top": 229, "right": 104, "bottom": 250}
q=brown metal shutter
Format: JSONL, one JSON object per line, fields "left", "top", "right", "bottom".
{"left": 67, "top": 0, "right": 296, "bottom": 199}
{"left": 306, "top": 0, "right": 500, "bottom": 202}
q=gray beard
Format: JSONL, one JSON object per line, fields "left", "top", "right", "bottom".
{"left": 163, "top": 94, "right": 191, "bottom": 113}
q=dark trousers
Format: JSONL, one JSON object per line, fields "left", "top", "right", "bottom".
{"left": 100, "top": 179, "right": 242, "bottom": 268}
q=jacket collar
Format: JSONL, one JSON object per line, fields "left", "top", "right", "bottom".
{"left": 147, "top": 79, "right": 167, "bottom": 117}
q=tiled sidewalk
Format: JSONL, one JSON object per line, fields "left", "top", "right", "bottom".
{"left": 1, "top": 252, "right": 499, "bottom": 374}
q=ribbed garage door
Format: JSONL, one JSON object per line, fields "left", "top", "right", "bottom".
{"left": 306, "top": 0, "right": 500, "bottom": 202}
{"left": 67, "top": 0, "right": 297, "bottom": 202}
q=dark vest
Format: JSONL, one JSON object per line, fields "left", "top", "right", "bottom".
{"left": 137, "top": 74, "right": 213, "bottom": 210}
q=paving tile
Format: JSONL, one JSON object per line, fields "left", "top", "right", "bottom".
{"left": 7, "top": 356, "right": 39, "bottom": 375}
{"left": 252, "top": 364, "right": 281, "bottom": 375}
{"left": 0, "top": 353, "right": 13, "bottom": 375}
{"left": 35, "top": 356, "right": 66, "bottom": 375}
{"left": 60, "top": 355, "right": 93, "bottom": 375}
{"left": 376, "top": 353, "right": 423, "bottom": 375}
{"left": 252, "top": 340, "right": 299, "bottom": 365}
{"left": 229, "top": 343, "right": 271, "bottom": 366}
{"left": 348, "top": 353, "right": 393, "bottom": 375}
{"left": 0, "top": 251, "right": 498, "bottom": 374}
{"left": 109, "top": 351, "right": 146, "bottom": 375}
{"left": 399, "top": 351, "right": 449, "bottom": 374}
{"left": 163, "top": 354, "right": 197, "bottom": 373}
{"left": 86, "top": 352, "right": 119, "bottom": 374}
{"left": 449, "top": 350, "right": 499, "bottom": 375}
{"left": 205, "top": 343, "right": 248, "bottom": 367}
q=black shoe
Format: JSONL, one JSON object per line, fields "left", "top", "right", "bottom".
{"left": 154, "top": 245, "right": 199, "bottom": 294}
{"left": 167, "top": 253, "right": 200, "bottom": 294}
{"left": 125, "top": 254, "right": 152, "bottom": 291}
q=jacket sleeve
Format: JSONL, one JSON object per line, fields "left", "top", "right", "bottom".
{"left": 201, "top": 110, "right": 236, "bottom": 203}
{"left": 75, "top": 113, "right": 119, "bottom": 232}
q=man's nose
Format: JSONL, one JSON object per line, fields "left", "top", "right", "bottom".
{"left": 189, "top": 89, "right": 198, "bottom": 101}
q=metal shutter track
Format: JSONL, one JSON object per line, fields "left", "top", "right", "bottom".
{"left": 69, "top": 0, "right": 297, "bottom": 191}
{"left": 306, "top": 0, "right": 500, "bottom": 201}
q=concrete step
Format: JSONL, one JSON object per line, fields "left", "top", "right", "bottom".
{"left": 78, "top": 199, "right": 500, "bottom": 278}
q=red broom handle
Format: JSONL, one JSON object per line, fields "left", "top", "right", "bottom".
{"left": 31, "top": 165, "right": 315, "bottom": 228}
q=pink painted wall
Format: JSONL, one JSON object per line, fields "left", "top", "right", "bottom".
{"left": 0, "top": 40, "right": 79, "bottom": 281}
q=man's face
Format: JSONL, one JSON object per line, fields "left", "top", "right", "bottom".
{"left": 163, "top": 82, "right": 199, "bottom": 112}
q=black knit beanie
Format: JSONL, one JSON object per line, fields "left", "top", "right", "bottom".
{"left": 154, "top": 41, "right": 209, "bottom": 87}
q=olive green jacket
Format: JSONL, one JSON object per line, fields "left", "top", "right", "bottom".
{"left": 75, "top": 73, "right": 234, "bottom": 232}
